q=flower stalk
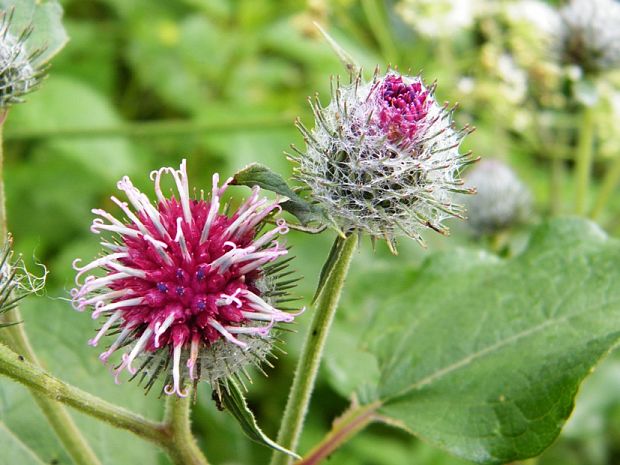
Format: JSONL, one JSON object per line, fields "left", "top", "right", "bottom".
{"left": 590, "top": 153, "right": 620, "bottom": 219}
{"left": 0, "top": 341, "right": 168, "bottom": 445}
{"left": 0, "top": 340, "right": 216, "bottom": 464}
{"left": 163, "top": 392, "right": 210, "bottom": 465}
{"left": 574, "top": 105, "right": 596, "bottom": 215}
{"left": 270, "top": 233, "right": 358, "bottom": 465}
{"left": 294, "top": 401, "right": 380, "bottom": 465}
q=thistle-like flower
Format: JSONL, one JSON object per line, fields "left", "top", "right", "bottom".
{"left": 556, "top": 0, "right": 620, "bottom": 74}
{"left": 292, "top": 71, "right": 475, "bottom": 249}
{"left": 0, "top": 9, "right": 46, "bottom": 110}
{"left": 0, "top": 236, "right": 47, "bottom": 324}
{"left": 71, "top": 160, "right": 302, "bottom": 397}
{"left": 462, "top": 159, "right": 531, "bottom": 236}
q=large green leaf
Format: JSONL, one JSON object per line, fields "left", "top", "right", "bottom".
{"left": 331, "top": 218, "right": 620, "bottom": 464}
{"left": 0, "top": 420, "right": 47, "bottom": 465}
{"left": 5, "top": 75, "right": 138, "bottom": 182}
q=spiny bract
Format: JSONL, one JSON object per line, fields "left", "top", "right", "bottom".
{"left": 0, "top": 9, "right": 46, "bottom": 109}
{"left": 292, "top": 71, "right": 476, "bottom": 250}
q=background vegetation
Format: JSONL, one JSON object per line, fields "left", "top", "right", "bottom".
{"left": 2, "top": 1, "right": 620, "bottom": 464}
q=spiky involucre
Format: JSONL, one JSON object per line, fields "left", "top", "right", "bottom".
{"left": 558, "top": 0, "right": 620, "bottom": 74}
{"left": 0, "top": 10, "right": 46, "bottom": 109}
{"left": 292, "top": 71, "right": 475, "bottom": 249}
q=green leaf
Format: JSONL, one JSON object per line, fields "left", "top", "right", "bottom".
{"left": 5, "top": 75, "right": 138, "bottom": 182}
{"left": 231, "top": 163, "right": 323, "bottom": 226}
{"left": 0, "top": 420, "right": 47, "bottom": 465}
{"left": 218, "top": 378, "right": 300, "bottom": 459}
{"left": 0, "top": 0, "right": 68, "bottom": 64}
{"left": 335, "top": 218, "right": 620, "bottom": 464}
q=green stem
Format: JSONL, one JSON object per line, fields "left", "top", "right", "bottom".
{"left": 574, "top": 105, "right": 596, "bottom": 215}
{"left": 590, "top": 153, "right": 620, "bottom": 220}
{"left": 549, "top": 155, "right": 565, "bottom": 215}
{"left": 0, "top": 119, "right": 102, "bottom": 465}
{"left": 294, "top": 402, "right": 380, "bottom": 465}
{"left": 3, "top": 115, "right": 293, "bottom": 141}
{"left": 270, "top": 233, "right": 359, "bottom": 465}
{"left": 163, "top": 394, "right": 210, "bottom": 465}
{"left": 0, "top": 342, "right": 168, "bottom": 444}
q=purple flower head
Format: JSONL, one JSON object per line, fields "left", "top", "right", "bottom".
{"left": 294, "top": 71, "right": 475, "bottom": 250}
{"left": 377, "top": 74, "right": 431, "bottom": 143}
{"left": 72, "top": 160, "right": 303, "bottom": 397}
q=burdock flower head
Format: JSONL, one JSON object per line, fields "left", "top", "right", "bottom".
{"left": 0, "top": 9, "right": 46, "bottom": 110}
{"left": 462, "top": 159, "right": 531, "bottom": 236}
{"left": 556, "top": 0, "right": 620, "bottom": 74}
{"left": 293, "top": 71, "right": 475, "bottom": 249}
{"left": 71, "top": 160, "right": 302, "bottom": 397}
{"left": 0, "top": 236, "right": 47, "bottom": 322}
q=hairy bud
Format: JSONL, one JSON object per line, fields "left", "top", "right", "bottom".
{"left": 463, "top": 159, "right": 531, "bottom": 235}
{"left": 0, "top": 9, "right": 46, "bottom": 109}
{"left": 292, "top": 71, "right": 476, "bottom": 250}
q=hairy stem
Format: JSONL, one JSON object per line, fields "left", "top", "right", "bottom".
{"left": 0, "top": 118, "right": 102, "bottom": 465}
{"left": 3, "top": 115, "right": 293, "bottom": 141}
{"left": 163, "top": 393, "right": 210, "bottom": 465}
{"left": 294, "top": 402, "right": 380, "bottom": 465}
{"left": 590, "top": 153, "right": 620, "bottom": 220}
{"left": 0, "top": 342, "right": 168, "bottom": 444}
{"left": 549, "top": 155, "right": 565, "bottom": 216}
{"left": 574, "top": 105, "right": 596, "bottom": 215}
{"left": 270, "top": 233, "right": 359, "bottom": 465}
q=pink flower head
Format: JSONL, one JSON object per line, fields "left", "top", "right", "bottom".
{"left": 376, "top": 74, "right": 432, "bottom": 143}
{"left": 295, "top": 70, "right": 475, "bottom": 250}
{"left": 71, "top": 160, "right": 302, "bottom": 397}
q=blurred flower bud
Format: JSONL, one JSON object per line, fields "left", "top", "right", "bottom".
{"left": 397, "top": 0, "right": 483, "bottom": 38}
{"left": 463, "top": 159, "right": 531, "bottom": 236}
{"left": 556, "top": 0, "right": 620, "bottom": 74}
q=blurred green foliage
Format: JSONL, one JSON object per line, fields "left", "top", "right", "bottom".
{"left": 1, "top": 0, "right": 620, "bottom": 464}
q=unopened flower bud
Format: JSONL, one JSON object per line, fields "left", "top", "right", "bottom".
{"left": 463, "top": 159, "right": 531, "bottom": 235}
{"left": 556, "top": 0, "right": 620, "bottom": 74}
{"left": 0, "top": 10, "right": 47, "bottom": 109}
{"left": 292, "top": 71, "right": 475, "bottom": 250}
